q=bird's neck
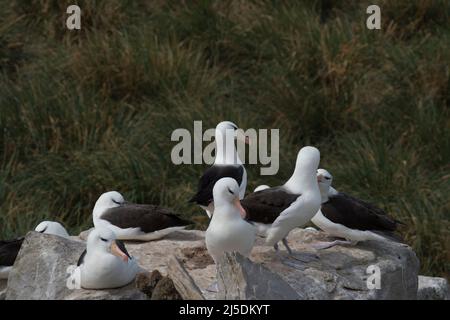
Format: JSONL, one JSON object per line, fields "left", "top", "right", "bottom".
{"left": 212, "top": 203, "right": 241, "bottom": 221}
{"left": 214, "top": 131, "right": 242, "bottom": 165}
{"left": 320, "top": 188, "right": 329, "bottom": 203}
{"left": 93, "top": 207, "right": 103, "bottom": 221}
{"left": 329, "top": 187, "right": 338, "bottom": 196}
{"left": 284, "top": 166, "right": 317, "bottom": 194}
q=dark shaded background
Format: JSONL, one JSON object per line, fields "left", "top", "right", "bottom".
{"left": 0, "top": 1, "right": 448, "bottom": 278}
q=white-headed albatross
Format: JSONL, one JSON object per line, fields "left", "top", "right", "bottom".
{"left": 0, "top": 221, "right": 69, "bottom": 279}
{"left": 240, "top": 146, "right": 322, "bottom": 265}
{"left": 205, "top": 177, "right": 256, "bottom": 292}
{"left": 189, "top": 121, "right": 248, "bottom": 218}
{"left": 206, "top": 178, "right": 256, "bottom": 263}
{"left": 311, "top": 168, "right": 404, "bottom": 249}
{"left": 71, "top": 227, "right": 140, "bottom": 289}
{"left": 93, "top": 191, "right": 192, "bottom": 241}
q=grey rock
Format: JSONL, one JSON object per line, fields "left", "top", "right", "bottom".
{"left": 151, "top": 276, "right": 182, "bottom": 300}
{"left": 217, "top": 252, "right": 300, "bottom": 300}
{"left": 166, "top": 255, "right": 205, "bottom": 300}
{"left": 5, "top": 228, "right": 421, "bottom": 300}
{"left": 0, "top": 280, "right": 6, "bottom": 300}
{"left": 65, "top": 281, "right": 148, "bottom": 300}
{"left": 136, "top": 270, "right": 163, "bottom": 298}
{"left": 417, "top": 276, "right": 450, "bottom": 300}
{"left": 5, "top": 231, "right": 147, "bottom": 300}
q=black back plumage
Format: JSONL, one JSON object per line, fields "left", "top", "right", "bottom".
{"left": 189, "top": 165, "right": 244, "bottom": 206}
{"left": 241, "top": 187, "right": 301, "bottom": 224}
{"left": 321, "top": 193, "right": 400, "bottom": 232}
{"left": 77, "top": 249, "right": 87, "bottom": 266}
{"left": 100, "top": 204, "right": 191, "bottom": 233}
{"left": 0, "top": 238, "right": 24, "bottom": 266}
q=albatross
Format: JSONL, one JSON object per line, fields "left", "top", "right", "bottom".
{"left": 240, "top": 146, "right": 322, "bottom": 264}
{"left": 0, "top": 221, "right": 69, "bottom": 279}
{"left": 205, "top": 178, "right": 256, "bottom": 263}
{"left": 205, "top": 178, "right": 256, "bottom": 292}
{"left": 189, "top": 121, "right": 248, "bottom": 218}
{"left": 311, "top": 168, "right": 404, "bottom": 249}
{"left": 71, "top": 227, "right": 140, "bottom": 289}
{"left": 93, "top": 191, "right": 191, "bottom": 241}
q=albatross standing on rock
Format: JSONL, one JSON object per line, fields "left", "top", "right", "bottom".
{"left": 205, "top": 178, "right": 256, "bottom": 263}
{"left": 0, "top": 221, "right": 69, "bottom": 279}
{"left": 311, "top": 168, "right": 404, "bottom": 249}
{"left": 93, "top": 191, "right": 191, "bottom": 241}
{"left": 189, "top": 121, "right": 248, "bottom": 218}
{"left": 241, "top": 146, "right": 322, "bottom": 264}
{"left": 72, "top": 227, "right": 140, "bottom": 289}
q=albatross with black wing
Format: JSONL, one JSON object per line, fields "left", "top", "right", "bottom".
{"left": 311, "top": 168, "right": 405, "bottom": 249}
{"left": 189, "top": 121, "right": 248, "bottom": 218}
{"left": 70, "top": 227, "right": 140, "bottom": 289}
{"left": 93, "top": 191, "right": 192, "bottom": 241}
{"left": 241, "top": 146, "right": 322, "bottom": 266}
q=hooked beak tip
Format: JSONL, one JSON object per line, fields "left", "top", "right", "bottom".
{"left": 111, "top": 241, "right": 129, "bottom": 262}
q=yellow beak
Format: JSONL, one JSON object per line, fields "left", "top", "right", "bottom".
{"left": 111, "top": 241, "right": 129, "bottom": 262}
{"left": 234, "top": 197, "right": 247, "bottom": 219}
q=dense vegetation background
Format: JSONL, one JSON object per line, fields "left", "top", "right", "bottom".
{"left": 0, "top": 0, "right": 448, "bottom": 278}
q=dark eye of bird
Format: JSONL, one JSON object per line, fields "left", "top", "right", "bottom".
{"left": 227, "top": 187, "right": 234, "bottom": 195}
{"left": 112, "top": 199, "right": 121, "bottom": 205}
{"left": 100, "top": 237, "right": 108, "bottom": 242}
{"left": 325, "top": 177, "right": 331, "bottom": 180}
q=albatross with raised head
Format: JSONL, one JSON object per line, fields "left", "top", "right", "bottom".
{"left": 311, "top": 168, "right": 404, "bottom": 249}
{"left": 93, "top": 191, "right": 191, "bottom": 241}
{"left": 240, "top": 146, "right": 322, "bottom": 264}
{"left": 189, "top": 121, "right": 248, "bottom": 218}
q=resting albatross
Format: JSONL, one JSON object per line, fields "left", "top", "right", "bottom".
{"left": 0, "top": 221, "right": 69, "bottom": 279}
{"left": 241, "top": 146, "right": 321, "bottom": 263}
{"left": 93, "top": 191, "right": 191, "bottom": 241}
{"left": 311, "top": 168, "right": 404, "bottom": 249}
{"left": 189, "top": 121, "right": 248, "bottom": 218}
{"left": 71, "top": 227, "right": 140, "bottom": 289}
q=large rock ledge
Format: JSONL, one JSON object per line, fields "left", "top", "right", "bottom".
{"left": 2, "top": 228, "right": 439, "bottom": 300}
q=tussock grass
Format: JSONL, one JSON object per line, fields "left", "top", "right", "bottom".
{"left": 0, "top": 0, "right": 448, "bottom": 277}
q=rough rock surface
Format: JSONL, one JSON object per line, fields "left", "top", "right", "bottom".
{"left": 6, "top": 228, "right": 420, "bottom": 300}
{"left": 5, "top": 232, "right": 147, "bottom": 300}
{"left": 0, "top": 280, "right": 6, "bottom": 300}
{"left": 417, "top": 276, "right": 449, "bottom": 300}
{"left": 75, "top": 228, "right": 420, "bottom": 299}
{"left": 217, "top": 252, "right": 300, "bottom": 299}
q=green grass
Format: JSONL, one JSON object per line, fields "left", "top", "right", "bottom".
{"left": 0, "top": 0, "right": 448, "bottom": 278}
